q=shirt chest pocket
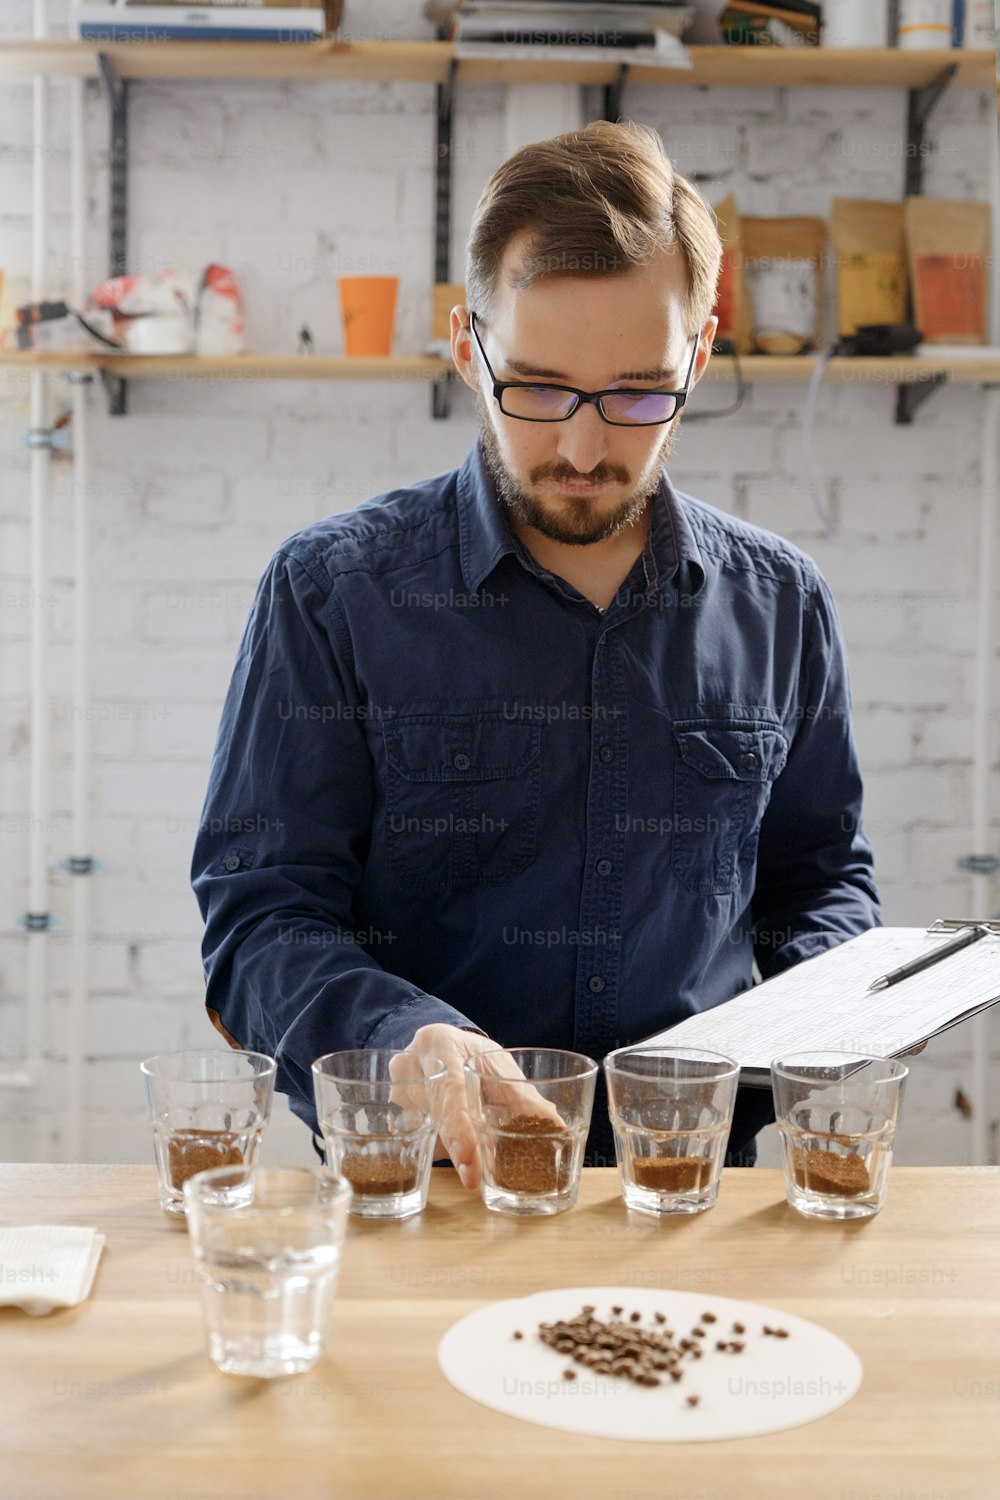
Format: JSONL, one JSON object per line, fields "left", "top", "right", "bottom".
{"left": 670, "top": 721, "right": 788, "bottom": 897}
{"left": 382, "top": 713, "right": 541, "bottom": 891}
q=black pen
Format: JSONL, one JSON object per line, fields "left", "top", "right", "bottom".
{"left": 866, "top": 924, "right": 989, "bottom": 993}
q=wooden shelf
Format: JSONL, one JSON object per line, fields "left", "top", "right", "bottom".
{"left": 3, "top": 351, "right": 999, "bottom": 384}
{"left": 0, "top": 39, "right": 993, "bottom": 89}
{"left": 0, "top": 352, "right": 450, "bottom": 380}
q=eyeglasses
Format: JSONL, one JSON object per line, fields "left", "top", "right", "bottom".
{"left": 468, "top": 310, "right": 699, "bottom": 427}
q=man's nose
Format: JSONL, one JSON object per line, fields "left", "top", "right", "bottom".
{"left": 554, "top": 399, "right": 610, "bottom": 476}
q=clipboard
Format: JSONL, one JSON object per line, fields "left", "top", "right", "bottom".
{"left": 642, "top": 922, "right": 1000, "bottom": 1086}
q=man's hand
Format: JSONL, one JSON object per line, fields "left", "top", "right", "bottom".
{"left": 399, "top": 1024, "right": 566, "bottom": 1191}
{"left": 397, "top": 1024, "right": 497, "bottom": 1189}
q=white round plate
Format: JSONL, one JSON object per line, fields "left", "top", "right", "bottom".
{"left": 438, "top": 1284, "right": 862, "bottom": 1442}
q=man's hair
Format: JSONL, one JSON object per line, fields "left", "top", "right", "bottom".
{"left": 464, "top": 120, "right": 722, "bottom": 336}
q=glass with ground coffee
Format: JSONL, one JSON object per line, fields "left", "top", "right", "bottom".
{"left": 772, "top": 1052, "right": 908, "bottom": 1220}
{"left": 140, "top": 1048, "right": 276, "bottom": 1216}
{"left": 604, "top": 1046, "right": 739, "bottom": 1215}
{"left": 312, "top": 1049, "right": 446, "bottom": 1219}
{"left": 464, "top": 1048, "right": 598, "bottom": 1216}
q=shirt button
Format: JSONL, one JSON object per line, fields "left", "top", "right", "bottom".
{"left": 595, "top": 858, "right": 612, "bottom": 877}
{"left": 742, "top": 751, "right": 760, "bottom": 770}
{"left": 599, "top": 746, "right": 613, "bottom": 763}
{"left": 453, "top": 752, "right": 471, "bottom": 771}
{"left": 224, "top": 853, "right": 242, "bottom": 872}
{"left": 587, "top": 975, "right": 605, "bottom": 994}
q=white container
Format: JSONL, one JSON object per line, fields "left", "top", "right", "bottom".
{"left": 823, "top": 0, "right": 891, "bottom": 47}
{"left": 897, "top": 0, "right": 955, "bottom": 48}
{"left": 963, "top": 0, "right": 996, "bottom": 48}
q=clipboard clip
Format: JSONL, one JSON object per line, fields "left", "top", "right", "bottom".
{"left": 927, "top": 918, "right": 1000, "bottom": 935}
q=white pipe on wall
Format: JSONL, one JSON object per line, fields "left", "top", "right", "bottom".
{"left": 65, "top": 69, "right": 92, "bottom": 1162}
{"left": 969, "top": 389, "right": 999, "bottom": 1164}
{"left": 1, "top": 0, "right": 54, "bottom": 1140}
{"left": 965, "top": 107, "right": 1000, "bottom": 1165}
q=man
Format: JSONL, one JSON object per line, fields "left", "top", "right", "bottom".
{"left": 191, "top": 121, "right": 880, "bottom": 1186}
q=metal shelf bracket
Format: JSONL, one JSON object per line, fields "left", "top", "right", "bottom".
{"left": 905, "top": 62, "right": 958, "bottom": 197}
{"left": 98, "top": 51, "right": 129, "bottom": 416}
{"left": 432, "top": 368, "right": 455, "bottom": 420}
{"left": 895, "top": 372, "right": 948, "bottom": 424}
{"left": 602, "top": 63, "right": 630, "bottom": 123}
{"left": 431, "top": 40, "right": 458, "bottom": 420}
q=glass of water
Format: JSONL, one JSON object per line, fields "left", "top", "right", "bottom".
{"left": 140, "top": 1048, "right": 276, "bottom": 1216}
{"left": 772, "top": 1052, "right": 908, "bottom": 1220}
{"left": 312, "top": 1050, "right": 447, "bottom": 1219}
{"left": 603, "top": 1046, "right": 739, "bottom": 1215}
{"left": 183, "top": 1164, "right": 352, "bottom": 1378}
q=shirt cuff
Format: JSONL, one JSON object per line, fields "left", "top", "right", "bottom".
{"left": 364, "top": 995, "right": 485, "bottom": 1051}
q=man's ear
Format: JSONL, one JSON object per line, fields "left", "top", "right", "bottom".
{"left": 450, "top": 306, "right": 479, "bottom": 393}
{"left": 691, "top": 316, "right": 719, "bottom": 388}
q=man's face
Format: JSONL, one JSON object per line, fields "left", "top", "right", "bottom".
{"left": 455, "top": 231, "right": 714, "bottom": 548}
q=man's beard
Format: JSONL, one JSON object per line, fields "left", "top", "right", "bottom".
{"left": 476, "top": 392, "right": 678, "bottom": 548}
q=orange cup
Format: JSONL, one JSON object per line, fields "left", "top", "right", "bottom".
{"left": 338, "top": 276, "right": 398, "bottom": 356}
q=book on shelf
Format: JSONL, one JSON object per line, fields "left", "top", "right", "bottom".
{"left": 448, "top": 1, "right": 693, "bottom": 43}
{"left": 120, "top": 0, "right": 344, "bottom": 21}
{"left": 720, "top": 1, "right": 821, "bottom": 43}
{"left": 73, "top": 2, "right": 330, "bottom": 40}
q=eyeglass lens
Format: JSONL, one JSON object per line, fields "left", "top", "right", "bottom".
{"left": 499, "top": 385, "right": 679, "bottom": 425}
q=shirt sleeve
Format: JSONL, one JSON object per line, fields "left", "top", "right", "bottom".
{"left": 190, "top": 548, "right": 481, "bottom": 1127}
{"left": 750, "top": 567, "right": 882, "bottom": 979}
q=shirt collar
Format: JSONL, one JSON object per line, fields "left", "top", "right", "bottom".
{"left": 456, "top": 436, "right": 705, "bottom": 600}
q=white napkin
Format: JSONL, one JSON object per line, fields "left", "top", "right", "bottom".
{"left": 0, "top": 1226, "right": 105, "bottom": 1316}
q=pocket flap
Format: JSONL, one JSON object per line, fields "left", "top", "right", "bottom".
{"left": 384, "top": 715, "right": 539, "bottom": 783}
{"left": 673, "top": 723, "right": 788, "bottom": 782}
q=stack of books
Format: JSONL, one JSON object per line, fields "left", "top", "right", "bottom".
{"left": 73, "top": 0, "right": 341, "bottom": 42}
{"left": 438, "top": 1, "right": 693, "bottom": 49}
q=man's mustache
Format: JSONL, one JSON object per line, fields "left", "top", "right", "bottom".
{"left": 532, "top": 467, "right": 630, "bottom": 485}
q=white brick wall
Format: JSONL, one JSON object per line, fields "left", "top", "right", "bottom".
{"left": 1, "top": 0, "right": 998, "bottom": 1168}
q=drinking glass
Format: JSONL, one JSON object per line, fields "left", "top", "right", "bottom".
{"left": 183, "top": 1164, "right": 351, "bottom": 1378}
{"left": 604, "top": 1046, "right": 739, "bottom": 1215}
{"left": 141, "top": 1048, "right": 276, "bottom": 1216}
{"left": 464, "top": 1048, "right": 597, "bottom": 1216}
{"left": 312, "top": 1049, "right": 446, "bottom": 1219}
{"left": 772, "top": 1052, "right": 908, "bottom": 1220}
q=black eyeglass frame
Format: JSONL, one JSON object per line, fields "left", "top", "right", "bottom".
{"left": 468, "top": 309, "right": 700, "bottom": 427}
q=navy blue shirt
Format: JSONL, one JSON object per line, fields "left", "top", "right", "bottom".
{"left": 192, "top": 438, "right": 880, "bottom": 1165}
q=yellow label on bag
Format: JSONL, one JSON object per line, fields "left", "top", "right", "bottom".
{"left": 838, "top": 251, "right": 908, "bottom": 337}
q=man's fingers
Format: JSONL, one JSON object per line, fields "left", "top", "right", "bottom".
{"left": 436, "top": 1098, "right": 479, "bottom": 1188}
{"left": 471, "top": 1051, "right": 568, "bottom": 1128}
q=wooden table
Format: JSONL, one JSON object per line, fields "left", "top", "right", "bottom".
{"left": 1, "top": 1165, "right": 998, "bottom": 1500}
